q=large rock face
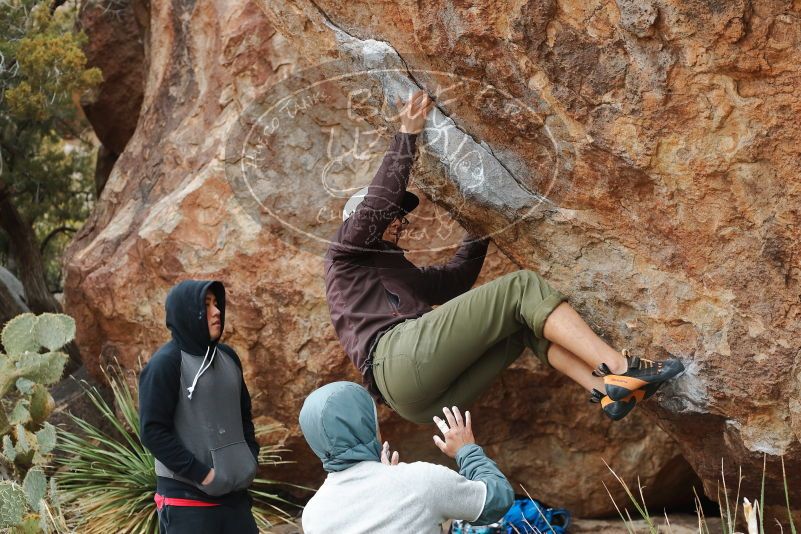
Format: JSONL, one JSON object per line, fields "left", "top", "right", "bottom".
{"left": 65, "top": 0, "right": 800, "bottom": 522}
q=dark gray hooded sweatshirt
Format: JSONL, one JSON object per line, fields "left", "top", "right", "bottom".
{"left": 139, "top": 280, "right": 259, "bottom": 502}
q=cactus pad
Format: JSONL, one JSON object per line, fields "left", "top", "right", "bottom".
{"left": 15, "top": 352, "right": 68, "bottom": 385}
{"left": 9, "top": 399, "right": 31, "bottom": 426}
{"left": 34, "top": 314, "right": 76, "bottom": 352}
{"left": 15, "top": 378, "right": 35, "bottom": 395}
{"left": 0, "top": 482, "right": 27, "bottom": 528}
{"left": 1, "top": 314, "right": 38, "bottom": 356}
{"left": 2, "top": 434, "right": 16, "bottom": 462}
{"left": 28, "top": 385, "right": 54, "bottom": 425}
{"left": 14, "top": 424, "right": 30, "bottom": 454}
{"left": 22, "top": 468, "right": 46, "bottom": 512}
{"left": 35, "top": 423, "right": 56, "bottom": 455}
{"left": 48, "top": 477, "right": 60, "bottom": 516}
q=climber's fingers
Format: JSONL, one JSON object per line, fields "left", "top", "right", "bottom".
{"left": 409, "top": 90, "right": 431, "bottom": 114}
{"left": 451, "top": 406, "right": 464, "bottom": 428}
{"left": 433, "top": 434, "right": 447, "bottom": 453}
{"left": 433, "top": 415, "right": 450, "bottom": 435}
{"left": 442, "top": 406, "right": 458, "bottom": 430}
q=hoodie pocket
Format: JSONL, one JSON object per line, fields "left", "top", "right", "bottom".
{"left": 385, "top": 289, "right": 401, "bottom": 316}
{"left": 200, "top": 440, "right": 258, "bottom": 497}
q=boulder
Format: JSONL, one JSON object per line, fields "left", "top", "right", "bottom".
{"left": 64, "top": 0, "right": 800, "bottom": 522}
{"left": 0, "top": 266, "right": 29, "bottom": 326}
{"left": 0, "top": 266, "right": 28, "bottom": 311}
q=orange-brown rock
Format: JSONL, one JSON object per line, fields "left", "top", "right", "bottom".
{"left": 64, "top": 0, "right": 800, "bottom": 522}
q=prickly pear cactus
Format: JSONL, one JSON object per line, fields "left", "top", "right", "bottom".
{"left": 0, "top": 313, "right": 73, "bottom": 532}
{"left": 0, "top": 482, "right": 27, "bottom": 528}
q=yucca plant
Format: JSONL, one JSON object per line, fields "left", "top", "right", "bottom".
{"left": 251, "top": 425, "right": 308, "bottom": 529}
{"left": 56, "top": 366, "right": 156, "bottom": 533}
{"left": 56, "top": 364, "right": 303, "bottom": 533}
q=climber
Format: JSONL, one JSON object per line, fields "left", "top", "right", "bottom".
{"left": 298, "top": 381, "right": 514, "bottom": 533}
{"left": 324, "top": 89, "right": 685, "bottom": 424}
{"left": 139, "top": 280, "right": 259, "bottom": 534}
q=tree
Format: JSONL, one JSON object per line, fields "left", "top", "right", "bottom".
{"left": 0, "top": 0, "right": 101, "bottom": 318}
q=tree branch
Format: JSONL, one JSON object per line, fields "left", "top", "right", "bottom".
{"left": 0, "top": 195, "right": 61, "bottom": 314}
{"left": 54, "top": 116, "right": 94, "bottom": 146}
{"left": 40, "top": 225, "right": 76, "bottom": 254}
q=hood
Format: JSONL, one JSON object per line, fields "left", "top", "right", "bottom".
{"left": 165, "top": 280, "right": 226, "bottom": 356}
{"left": 299, "top": 382, "right": 381, "bottom": 472}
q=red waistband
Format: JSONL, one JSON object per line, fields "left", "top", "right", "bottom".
{"left": 154, "top": 493, "right": 221, "bottom": 510}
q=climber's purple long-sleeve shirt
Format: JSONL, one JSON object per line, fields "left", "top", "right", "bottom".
{"left": 324, "top": 132, "right": 490, "bottom": 399}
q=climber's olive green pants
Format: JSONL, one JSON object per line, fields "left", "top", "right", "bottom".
{"left": 372, "top": 270, "right": 568, "bottom": 424}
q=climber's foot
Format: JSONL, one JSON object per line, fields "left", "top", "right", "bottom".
{"left": 593, "top": 352, "right": 685, "bottom": 401}
{"left": 589, "top": 388, "right": 641, "bottom": 421}
{"left": 588, "top": 382, "right": 660, "bottom": 421}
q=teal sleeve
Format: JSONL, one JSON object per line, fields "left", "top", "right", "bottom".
{"left": 455, "top": 444, "right": 514, "bottom": 524}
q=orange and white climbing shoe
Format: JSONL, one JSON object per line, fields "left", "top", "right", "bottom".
{"left": 592, "top": 350, "right": 685, "bottom": 402}
{"left": 589, "top": 382, "right": 660, "bottom": 421}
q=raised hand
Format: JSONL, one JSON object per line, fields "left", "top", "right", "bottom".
{"left": 381, "top": 440, "right": 400, "bottom": 465}
{"left": 432, "top": 406, "right": 476, "bottom": 459}
{"left": 396, "top": 89, "right": 435, "bottom": 134}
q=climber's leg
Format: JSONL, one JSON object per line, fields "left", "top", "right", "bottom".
{"left": 543, "top": 301, "right": 685, "bottom": 402}
{"left": 375, "top": 329, "right": 537, "bottom": 423}
{"left": 374, "top": 330, "right": 607, "bottom": 423}
{"left": 546, "top": 343, "right": 604, "bottom": 393}
{"left": 372, "top": 270, "right": 566, "bottom": 422}
{"left": 542, "top": 302, "right": 628, "bottom": 374}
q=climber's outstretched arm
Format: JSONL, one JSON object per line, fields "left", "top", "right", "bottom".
{"left": 335, "top": 91, "right": 435, "bottom": 251}
{"left": 336, "top": 132, "right": 418, "bottom": 250}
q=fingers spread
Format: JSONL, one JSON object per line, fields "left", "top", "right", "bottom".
{"left": 433, "top": 435, "right": 446, "bottom": 451}
{"left": 433, "top": 415, "right": 450, "bottom": 435}
{"left": 412, "top": 91, "right": 431, "bottom": 113}
{"left": 452, "top": 406, "right": 464, "bottom": 428}
{"left": 442, "top": 406, "right": 457, "bottom": 429}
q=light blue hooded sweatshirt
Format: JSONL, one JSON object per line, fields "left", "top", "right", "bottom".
{"left": 299, "top": 381, "right": 513, "bottom": 526}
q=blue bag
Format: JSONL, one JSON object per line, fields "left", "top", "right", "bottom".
{"left": 451, "top": 498, "right": 570, "bottom": 534}
{"left": 503, "top": 498, "right": 570, "bottom": 534}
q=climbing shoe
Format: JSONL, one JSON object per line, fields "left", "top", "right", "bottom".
{"left": 589, "top": 382, "right": 660, "bottom": 421}
{"left": 593, "top": 351, "right": 685, "bottom": 401}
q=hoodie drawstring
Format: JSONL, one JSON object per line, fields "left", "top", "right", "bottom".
{"left": 187, "top": 345, "right": 217, "bottom": 400}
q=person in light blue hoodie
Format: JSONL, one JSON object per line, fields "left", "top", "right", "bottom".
{"left": 299, "top": 381, "right": 513, "bottom": 533}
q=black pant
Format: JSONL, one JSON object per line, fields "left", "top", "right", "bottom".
{"left": 157, "top": 495, "right": 258, "bottom": 534}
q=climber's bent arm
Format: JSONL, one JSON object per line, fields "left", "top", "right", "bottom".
{"left": 335, "top": 132, "right": 418, "bottom": 251}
